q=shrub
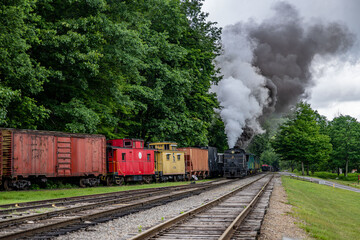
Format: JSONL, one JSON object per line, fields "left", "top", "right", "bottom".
{"left": 312, "top": 172, "right": 360, "bottom": 181}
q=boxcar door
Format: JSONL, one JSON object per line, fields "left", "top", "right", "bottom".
{"left": 56, "top": 137, "right": 72, "bottom": 176}
{"left": 0, "top": 130, "right": 12, "bottom": 178}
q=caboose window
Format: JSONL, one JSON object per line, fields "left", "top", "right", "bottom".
{"left": 147, "top": 154, "right": 150, "bottom": 161}
{"left": 122, "top": 153, "right": 126, "bottom": 161}
{"left": 164, "top": 144, "right": 170, "bottom": 150}
{"left": 166, "top": 154, "right": 170, "bottom": 160}
{"left": 124, "top": 141, "right": 131, "bottom": 147}
{"left": 177, "top": 154, "right": 180, "bottom": 160}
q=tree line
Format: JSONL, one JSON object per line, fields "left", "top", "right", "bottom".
{"left": 249, "top": 102, "right": 360, "bottom": 177}
{"left": 0, "top": 0, "right": 228, "bottom": 151}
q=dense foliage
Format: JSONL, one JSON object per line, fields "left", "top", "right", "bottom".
{"left": 327, "top": 115, "right": 360, "bottom": 176}
{"left": 273, "top": 102, "right": 332, "bottom": 175}
{"left": 269, "top": 102, "right": 360, "bottom": 177}
{"left": 0, "top": 0, "right": 226, "bottom": 148}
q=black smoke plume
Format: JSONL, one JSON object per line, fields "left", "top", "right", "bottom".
{"left": 212, "top": 2, "right": 355, "bottom": 148}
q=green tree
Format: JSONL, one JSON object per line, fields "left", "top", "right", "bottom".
{"left": 1, "top": 0, "right": 226, "bottom": 150}
{"left": 207, "top": 113, "right": 228, "bottom": 152}
{"left": 272, "top": 102, "right": 332, "bottom": 175}
{"left": 0, "top": 0, "right": 49, "bottom": 128}
{"left": 117, "top": 0, "right": 222, "bottom": 146}
{"left": 260, "top": 149, "right": 280, "bottom": 170}
{"left": 328, "top": 115, "right": 360, "bottom": 177}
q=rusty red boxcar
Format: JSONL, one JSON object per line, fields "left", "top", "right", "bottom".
{"left": 0, "top": 128, "right": 106, "bottom": 190}
{"left": 178, "top": 147, "right": 209, "bottom": 180}
{"left": 107, "top": 139, "right": 155, "bottom": 185}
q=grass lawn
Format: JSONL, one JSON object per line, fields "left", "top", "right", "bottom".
{"left": 282, "top": 176, "right": 360, "bottom": 240}
{"left": 0, "top": 180, "right": 210, "bottom": 205}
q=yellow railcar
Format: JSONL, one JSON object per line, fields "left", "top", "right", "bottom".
{"left": 148, "top": 142, "right": 185, "bottom": 181}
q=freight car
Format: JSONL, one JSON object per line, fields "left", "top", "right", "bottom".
{"left": 246, "top": 153, "right": 260, "bottom": 175}
{"left": 223, "top": 147, "right": 247, "bottom": 178}
{"left": 149, "top": 142, "right": 185, "bottom": 182}
{"left": 202, "top": 146, "right": 223, "bottom": 178}
{"left": 178, "top": 147, "right": 209, "bottom": 180}
{"left": 0, "top": 128, "right": 106, "bottom": 190}
{"left": 106, "top": 139, "right": 155, "bottom": 185}
{"left": 1, "top": 127, "right": 235, "bottom": 191}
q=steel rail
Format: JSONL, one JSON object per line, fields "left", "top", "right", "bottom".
{"left": 0, "top": 179, "right": 226, "bottom": 215}
{"left": 219, "top": 174, "right": 273, "bottom": 240}
{"left": 128, "top": 174, "right": 269, "bottom": 240}
{"left": 0, "top": 180, "right": 229, "bottom": 228}
{"left": 0, "top": 179, "right": 225, "bottom": 210}
{"left": 0, "top": 178, "right": 243, "bottom": 239}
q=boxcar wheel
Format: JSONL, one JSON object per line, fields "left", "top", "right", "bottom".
{"left": 3, "top": 179, "right": 12, "bottom": 191}
{"left": 106, "top": 177, "right": 113, "bottom": 186}
{"left": 79, "top": 178, "right": 87, "bottom": 188}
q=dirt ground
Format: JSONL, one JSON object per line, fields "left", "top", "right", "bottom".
{"left": 259, "top": 175, "right": 313, "bottom": 240}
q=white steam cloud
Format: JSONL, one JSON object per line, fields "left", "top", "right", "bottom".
{"left": 211, "top": 27, "right": 269, "bottom": 148}
{"left": 212, "top": 2, "right": 355, "bottom": 148}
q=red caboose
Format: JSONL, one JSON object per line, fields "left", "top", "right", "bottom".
{"left": 107, "top": 139, "right": 155, "bottom": 185}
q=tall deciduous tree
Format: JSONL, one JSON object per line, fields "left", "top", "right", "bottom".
{"left": 0, "top": 0, "right": 49, "bottom": 128}
{"left": 0, "top": 0, "right": 226, "bottom": 150}
{"left": 328, "top": 115, "right": 360, "bottom": 176}
{"left": 272, "top": 102, "right": 332, "bottom": 175}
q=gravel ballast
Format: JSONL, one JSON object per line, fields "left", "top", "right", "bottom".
{"left": 56, "top": 175, "right": 264, "bottom": 240}
{"left": 259, "top": 175, "right": 313, "bottom": 240}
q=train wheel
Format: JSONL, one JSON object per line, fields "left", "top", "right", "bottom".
{"left": 115, "top": 177, "right": 124, "bottom": 186}
{"left": 143, "top": 176, "right": 151, "bottom": 184}
{"left": 106, "top": 177, "right": 113, "bottom": 186}
{"left": 3, "top": 179, "right": 12, "bottom": 191}
{"left": 79, "top": 178, "right": 87, "bottom": 188}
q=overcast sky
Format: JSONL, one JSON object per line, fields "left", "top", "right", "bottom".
{"left": 202, "top": 0, "right": 360, "bottom": 120}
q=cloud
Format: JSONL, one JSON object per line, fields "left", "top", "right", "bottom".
{"left": 308, "top": 57, "right": 360, "bottom": 119}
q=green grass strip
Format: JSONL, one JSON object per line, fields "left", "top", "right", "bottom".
{"left": 282, "top": 176, "right": 360, "bottom": 240}
{"left": 0, "top": 180, "right": 210, "bottom": 205}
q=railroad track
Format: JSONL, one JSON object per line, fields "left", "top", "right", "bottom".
{"left": 0, "top": 177, "right": 257, "bottom": 239}
{"left": 128, "top": 174, "right": 274, "bottom": 240}
{"left": 0, "top": 180, "right": 226, "bottom": 216}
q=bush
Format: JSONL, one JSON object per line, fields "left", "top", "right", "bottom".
{"left": 312, "top": 172, "right": 359, "bottom": 181}
{"left": 45, "top": 181, "right": 76, "bottom": 189}
{"left": 30, "top": 184, "right": 40, "bottom": 190}
{"left": 45, "top": 180, "right": 59, "bottom": 189}
{"left": 313, "top": 172, "right": 336, "bottom": 179}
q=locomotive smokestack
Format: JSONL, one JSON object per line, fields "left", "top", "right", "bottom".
{"left": 212, "top": 2, "right": 355, "bottom": 148}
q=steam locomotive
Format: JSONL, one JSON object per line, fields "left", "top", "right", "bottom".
{"left": 223, "top": 146, "right": 261, "bottom": 178}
